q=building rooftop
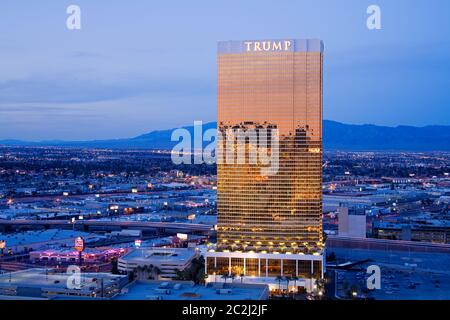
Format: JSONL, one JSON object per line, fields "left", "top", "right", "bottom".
{"left": 0, "top": 229, "right": 102, "bottom": 249}
{"left": 121, "top": 247, "right": 198, "bottom": 263}
{"left": 115, "top": 280, "right": 268, "bottom": 300}
{"left": 0, "top": 268, "right": 127, "bottom": 298}
{"left": 374, "top": 219, "right": 450, "bottom": 229}
{"left": 327, "top": 241, "right": 450, "bottom": 300}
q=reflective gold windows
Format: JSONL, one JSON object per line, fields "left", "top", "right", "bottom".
{"left": 217, "top": 39, "right": 324, "bottom": 253}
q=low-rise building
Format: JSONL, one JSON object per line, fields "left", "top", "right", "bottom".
{"left": 115, "top": 280, "right": 269, "bottom": 300}
{"left": 373, "top": 220, "right": 450, "bottom": 244}
{"left": 118, "top": 247, "right": 199, "bottom": 279}
{"left": 29, "top": 248, "right": 127, "bottom": 265}
{"left": 0, "top": 269, "right": 128, "bottom": 299}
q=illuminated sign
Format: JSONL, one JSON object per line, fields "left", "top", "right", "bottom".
{"left": 134, "top": 239, "right": 142, "bottom": 248}
{"left": 244, "top": 40, "right": 291, "bottom": 52}
{"left": 74, "top": 237, "right": 85, "bottom": 252}
{"left": 218, "top": 39, "right": 324, "bottom": 55}
{"left": 176, "top": 233, "right": 188, "bottom": 241}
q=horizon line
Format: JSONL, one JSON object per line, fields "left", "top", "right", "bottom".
{"left": 1, "top": 119, "right": 450, "bottom": 143}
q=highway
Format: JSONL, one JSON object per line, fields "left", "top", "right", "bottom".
{"left": 0, "top": 219, "right": 213, "bottom": 233}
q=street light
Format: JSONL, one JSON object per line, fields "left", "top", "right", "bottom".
{"left": 135, "top": 239, "right": 143, "bottom": 258}
{"left": 0, "top": 240, "right": 5, "bottom": 255}
{"left": 0, "top": 240, "right": 5, "bottom": 272}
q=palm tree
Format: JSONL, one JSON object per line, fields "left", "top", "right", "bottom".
{"left": 111, "top": 258, "right": 119, "bottom": 274}
{"left": 316, "top": 278, "right": 326, "bottom": 293}
{"left": 142, "top": 265, "right": 149, "bottom": 279}
{"left": 153, "top": 267, "right": 161, "bottom": 280}
{"left": 285, "top": 276, "right": 292, "bottom": 293}
{"left": 136, "top": 266, "right": 142, "bottom": 279}
{"left": 221, "top": 274, "right": 229, "bottom": 284}
{"left": 275, "top": 275, "right": 284, "bottom": 292}
{"left": 127, "top": 270, "right": 136, "bottom": 282}
{"left": 147, "top": 265, "right": 154, "bottom": 279}
{"left": 291, "top": 275, "right": 299, "bottom": 293}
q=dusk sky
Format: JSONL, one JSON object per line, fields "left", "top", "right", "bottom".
{"left": 0, "top": 0, "right": 449, "bottom": 141}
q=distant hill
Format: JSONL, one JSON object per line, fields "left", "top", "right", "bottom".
{"left": 323, "top": 120, "right": 450, "bottom": 151}
{"left": 1, "top": 120, "right": 450, "bottom": 151}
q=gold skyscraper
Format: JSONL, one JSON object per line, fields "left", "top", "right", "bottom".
{"left": 205, "top": 39, "right": 324, "bottom": 291}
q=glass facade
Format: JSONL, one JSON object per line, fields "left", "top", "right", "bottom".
{"left": 298, "top": 260, "right": 312, "bottom": 278}
{"left": 206, "top": 257, "right": 215, "bottom": 273}
{"left": 205, "top": 256, "right": 322, "bottom": 278}
{"left": 206, "top": 257, "right": 323, "bottom": 279}
{"left": 259, "top": 258, "right": 267, "bottom": 277}
{"left": 282, "top": 259, "right": 296, "bottom": 277}
{"left": 230, "top": 258, "right": 245, "bottom": 275}
{"left": 245, "top": 258, "right": 259, "bottom": 276}
{"left": 313, "top": 260, "right": 322, "bottom": 278}
{"left": 267, "top": 259, "right": 282, "bottom": 277}
{"left": 216, "top": 257, "right": 230, "bottom": 274}
{"left": 217, "top": 39, "right": 324, "bottom": 253}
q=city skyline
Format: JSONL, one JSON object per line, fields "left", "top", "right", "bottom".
{"left": 1, "top": 1, "right": 450, "bottom": 304}
{"left": 0, "top": 0, "right": 450, "bottom": 140}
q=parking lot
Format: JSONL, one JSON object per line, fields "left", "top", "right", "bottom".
{"left": 331, "top": 247, "right": 450, "bottom": 300}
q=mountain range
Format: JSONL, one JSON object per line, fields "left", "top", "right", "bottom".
{"left": 1, "top": 120, "right": 450, "bottom": 151}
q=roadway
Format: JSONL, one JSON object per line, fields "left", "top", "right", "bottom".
{"left": 0, "top": 219, "right": 213, "bottom": 233}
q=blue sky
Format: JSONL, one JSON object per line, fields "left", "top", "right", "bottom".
{"left": 0, "top": 0, "right": 449, "bottom": 140}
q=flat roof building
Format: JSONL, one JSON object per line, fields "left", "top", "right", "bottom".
{"left": 373, "top": 220, "right": 450, "bottom": 244}
{"left": 118, "top": 247, "right": 199, "bottom": 279}
{"left": 0, "top": 269, "right": 127, "bottom": 299}
{"left": 115, "top": 280, "right": 269, "bottom": 300}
